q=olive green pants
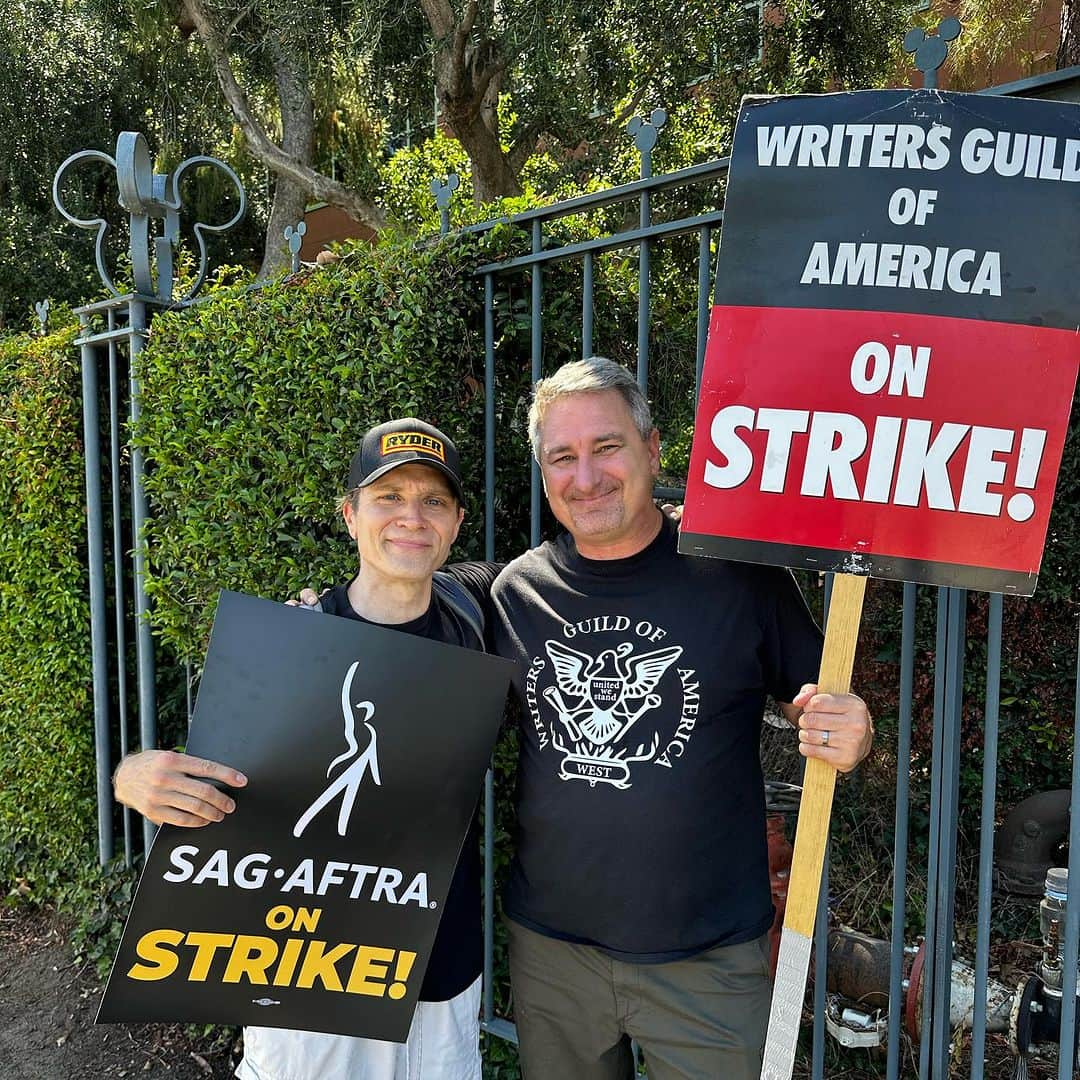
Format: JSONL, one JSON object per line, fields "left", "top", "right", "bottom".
{"left": 508, "top": 920, "right": 772, "bottom": 1080}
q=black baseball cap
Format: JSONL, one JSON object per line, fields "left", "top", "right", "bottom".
{"left": 347, "top": 418, "right": 464, "bottom": 502}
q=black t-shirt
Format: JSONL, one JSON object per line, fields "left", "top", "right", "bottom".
{"left": 319, "top": 572, "right": 496, "bottom": 1002}
{"left": 488, "top": 516, "right": 823, "bottom": 962}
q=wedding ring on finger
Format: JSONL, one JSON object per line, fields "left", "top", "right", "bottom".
{"left": 821, "top": 729, "right": 830, "bottom": 747}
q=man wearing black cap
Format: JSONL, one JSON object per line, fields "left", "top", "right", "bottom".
{"left": 113, "top": 418, "right": 497, "bottom": 1080}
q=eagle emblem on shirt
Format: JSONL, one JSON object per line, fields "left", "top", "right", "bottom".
{"left": 541, "top": 640, "right": 683, "bottom": 789}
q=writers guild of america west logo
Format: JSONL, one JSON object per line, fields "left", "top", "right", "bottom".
{"left": 524, "top": 618, "right": 698, "bottom": 790}
{"left": 294, "top": 660, "right": 382, "bottom": 837}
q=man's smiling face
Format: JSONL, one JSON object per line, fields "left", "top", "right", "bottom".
{"left": 343, "top": 463, "right": 464, "bottom": 584}
{"left": 537, "top": 389, "right": 661, "bottom": 558}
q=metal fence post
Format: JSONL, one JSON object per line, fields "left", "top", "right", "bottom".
{"left": 107, "top": 308, "right": 132, "bottom": 866}
{"left": 127, "top": 297, "right": 158, "bottom": 853}
{"left": 629, "top": 110, "right": 666, "bottom": 393}
{"left": 79, "top": 320, "right": 113, "bottom": 866}
{"left": 530, "top": 220, "right": 543, "bottom": 547}
{"left": 971, "top": 592, "right": 1003, "bottom": 1079}
{"left": 54, "top": 131, "right": 246, "bottom": 861}
{"left": 886, "top": 581, "right": 917, "bottom": 1080}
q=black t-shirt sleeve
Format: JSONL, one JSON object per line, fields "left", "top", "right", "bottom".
{"left": 759, "top": 568, "right": 824, "bottom": 704}
{"left": 442, "top": 560, "right": 504, "bottom": 625}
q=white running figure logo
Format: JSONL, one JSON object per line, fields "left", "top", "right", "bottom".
{"left": 293, "top": 660, "right": 382, "bottom": 838}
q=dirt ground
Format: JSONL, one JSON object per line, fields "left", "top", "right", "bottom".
{"left": 0, "top": 905, "right": 241, "bottom": 1079}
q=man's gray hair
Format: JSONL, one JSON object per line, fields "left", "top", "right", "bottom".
{"left": 528, "top": 357, "right": 654, "bottom": 459}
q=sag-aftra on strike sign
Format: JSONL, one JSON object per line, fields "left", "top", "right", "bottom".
{"left": 99, "top": 592, "right": 512, "bottom": 1042}
{"left": 679, "top": 90, "right": 1080, "bottom": 595}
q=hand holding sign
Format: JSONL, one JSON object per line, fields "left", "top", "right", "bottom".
{"left": 790, "top": 685, "right": 873, "bottom": 772}
{"left": 114, "top": 749, "right": 247, "bottom": 828}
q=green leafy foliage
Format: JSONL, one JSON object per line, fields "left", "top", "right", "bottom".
{"left": 0, "top": 320, "right": 98, "bottom": 892}
{"left": 136, "top": 231, "right": 494, "bottom": 657}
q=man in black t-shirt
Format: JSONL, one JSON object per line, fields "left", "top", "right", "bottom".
{"left": 113, "top": 419, "right": 494, "bottom": 1080}
{"left": 486, "top": 358, "right": 874, "bottom": 1080}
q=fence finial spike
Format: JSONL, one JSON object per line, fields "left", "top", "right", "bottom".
{"left": 904, "top": 17, "right": 962, "bottom": 78}
{"left": 34, "top": 299, "right": 50, "bottom": 335}
{"left": 285, "top": 220, "right": 307, "bottom": 273}
{"left": 52, "top": 131, "right": 246, "bottom": 305}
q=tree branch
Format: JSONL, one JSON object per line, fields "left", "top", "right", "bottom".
{"left": 453, "top": 0, "right": 479, "bottom": 68}
{"left": 507, "top": 122, "right": 541, "bottom": 175}
{"left": 472, "top": 53, "right": 508, "bottom": 107}
{"left": 180, "top": 0, "right": 385, "bottom": 232}
{"left": 418, "top": 0, "right": 456, "bottom": 43}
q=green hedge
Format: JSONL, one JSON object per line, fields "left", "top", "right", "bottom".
{"left": 0, "top": 323, "right": 98, "bottom": 892}
{"left": 137, "top": 232, "right": 500, "bottom": 657}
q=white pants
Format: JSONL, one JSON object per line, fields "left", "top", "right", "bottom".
{"left": 234, "top": 976, "right": 481, "bottom": 1080}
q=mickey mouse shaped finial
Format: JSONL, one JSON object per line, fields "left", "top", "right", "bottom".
{"left": 904, "top": 17, "right": 961, "bottom": 83}
{"left": 430, "top": 173, "right": 461, "bottom": 210}
{"left": 34, "top": 299, "right": 50, "bottom": 335}
{"left": 628, "top": 109, "right": 668, "bottom": 152}
{"left": 284, "top": 220, "right": 307, "bottom": 272}
{"left": 627, "top": 109, "right": 668, "bottom": 179}
{"left": 430, "top": 174, "right": 461, "bottom": 235}
{"left": 52, "top": 131, "right": 246, "bottom": 303}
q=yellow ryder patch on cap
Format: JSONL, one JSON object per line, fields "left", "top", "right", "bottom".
{"left": 380, "top": 432, "right": 446, "bottom": 462}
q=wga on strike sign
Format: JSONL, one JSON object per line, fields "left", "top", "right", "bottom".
{"left": 679, "top": 90, "right": 1080, "bottom": 595}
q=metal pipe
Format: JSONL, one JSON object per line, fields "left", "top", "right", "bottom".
{"left": 127, "top": 297, "right": 158, "bottom": 853}
{"left": 995, "top": 790, "right": 1072, "bottom": 895}
{"left": 1057, "top": 623, "right": 1080, "bottom": 1080}
{"left": 636, "top": 152, "right": 651, "bottom": 392}
{"left": 828, "top": 930, "right": 1016, "bottom": 1035}
{"left": 971, "top": 592, "right": 1002, "bottom": 1078}
{"left": 920, "top": 586, "right": 949, "bottom": 1079}
{"left": 107, "top": 310, "right": 132, "bottom": 867}
{"left": 887, "top": 580, "right": 916, "bottom": 1080}
{"left": 80, "top": 324, "right": 113, "bottom": 867}
{"left": 485, "top": 274, "right": 496, "bottom": 562}
{"left": 813, "top": 848, "right": 829, "bottom": 1080}
{"left": 582, "top": 251, "right": 594, "bottom": 360}
{"left": 695, "top": 227, "right": 711, "bottom": 395}
{"left": 932, "top": 588, "right": 966, "bottom": 1079}
{"left": 530, "top": 221, "right": 542, "bottom": 549}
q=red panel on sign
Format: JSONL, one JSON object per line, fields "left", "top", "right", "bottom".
{"left": 682, "top": 305, "right": 1078, "bottom": 580}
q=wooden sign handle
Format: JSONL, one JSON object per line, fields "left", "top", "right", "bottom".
{"left": 761, "top": 571, "right": 867, "bottom": 1080}
{"left": 785, "top": 572, "right": 867, "bottom": 935}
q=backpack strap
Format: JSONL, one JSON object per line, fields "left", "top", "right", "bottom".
{"left": 432, "top": 571, "right": 486, "bottom": 648}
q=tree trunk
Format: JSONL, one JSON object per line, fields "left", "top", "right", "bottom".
{"left": 439, "top": 71, "right": 523, "bottom": 203}
{"left": 423, "top": 0, "right": 524, "bottom": 203}
{"left": 1060, "top": 0, "right": 1080, "bottom": 67}
{"left": 182, "top": 0, "right": 386, "bottom": 235}
{"left": 259, "top": 38, "right": 316, "bottom": 278}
